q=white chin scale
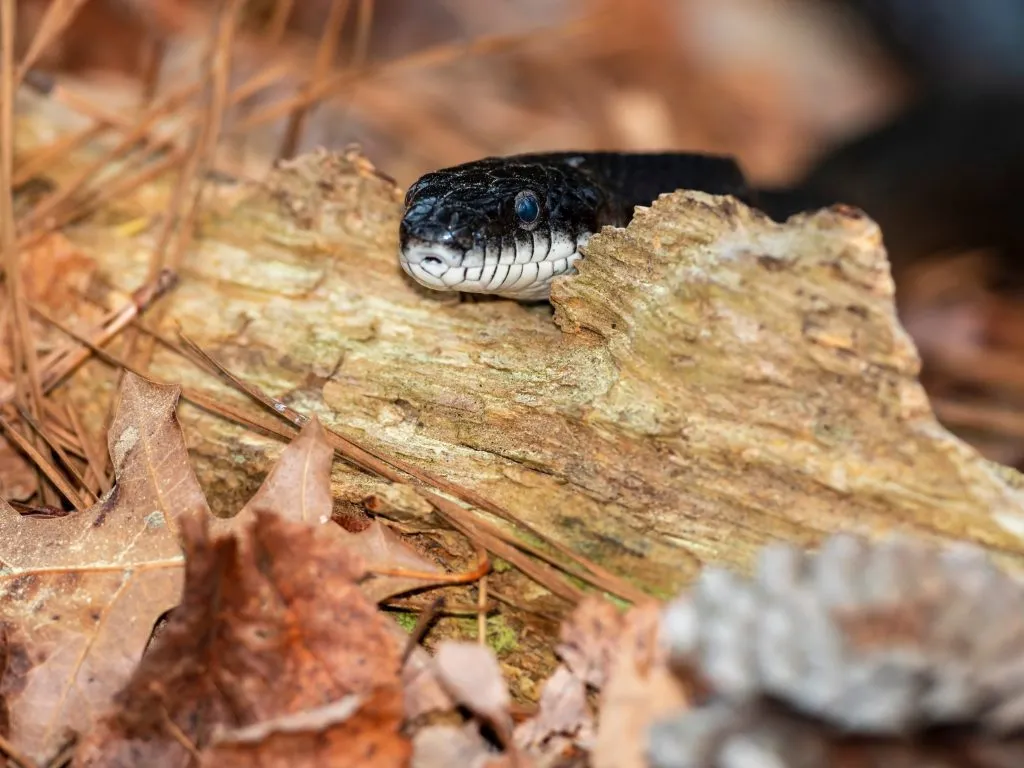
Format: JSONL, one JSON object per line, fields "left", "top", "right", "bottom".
{"left": 399, "top": 232, "right": 587, "bottom": 301}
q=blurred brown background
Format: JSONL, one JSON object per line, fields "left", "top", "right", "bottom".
{"left": 13, "top": 0, "right": 1024, "bottom": 470}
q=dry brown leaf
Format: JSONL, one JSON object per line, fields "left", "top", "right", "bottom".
{"left": 514, "top": 665, "right": 595, "bottom": 756}
{"left": 411, "top": 723, "right": 500, "bottom": 768}
{"left": 399, "top": 633, "right": 456, "bottom": 721}
{"left": 201, "top": 687, "right": 411, "bottom": 768}
{"left": 74, "top": 510, "right": 409, "bottom": 766}
{"left": 433, "top": 642, "right": 513, "bottom": 743}
{"left": 556, "top": 597, "right": 625, "bottom": 690}
{"left": 231, "top": 416, "right": 334, "bottom": 527}
{"left": 233, "top": 416, "right": 445, "bottom": 602}
{"left": 592, "top": 604, "right": 688, "bottom": 768}
{"left": 345, "top": 519, "right": 446, "bottom": 602}
{"left": 0, "top": 372, "right": 208, "bottom": 764}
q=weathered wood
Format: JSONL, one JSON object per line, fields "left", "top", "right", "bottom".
{"left": 61, "top": 143, "right": 1024, "bottom": 586}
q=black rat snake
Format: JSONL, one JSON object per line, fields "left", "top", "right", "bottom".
{"left": 398, "top": 151, "right": 778, "bottom": 300}
{"left": 398, "top": 0, "right": 1024, "bottom": 301}
{"left": 398, "top": 92, "right": 1024, "bottom": 301}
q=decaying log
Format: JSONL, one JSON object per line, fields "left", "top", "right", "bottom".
{"left": 17, "top": 86, "right": 1021, "bottom": 689}
{"left": 55, "top": 143, "right": 1024, "bottom": 591}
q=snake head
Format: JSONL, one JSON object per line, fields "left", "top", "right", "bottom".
{"left": 398, "top": 156, "right": 619, "bottom": 300}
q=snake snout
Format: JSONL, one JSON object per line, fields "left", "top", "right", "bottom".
{"left": 400, "top": 243, "right": 461, "bottom": 269}
{"left": 398, "top": 238, "right": 469, "bottom": 292}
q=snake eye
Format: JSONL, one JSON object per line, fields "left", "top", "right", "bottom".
{"left": 514, "top": 190, "right": 540, "bottom": 227}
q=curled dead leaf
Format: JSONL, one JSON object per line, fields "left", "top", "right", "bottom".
{"left": 232, "top": 416, "right": 446, "bottom": 603}
{"left": 344, "top": 519, "right": 446, "bottom": 602}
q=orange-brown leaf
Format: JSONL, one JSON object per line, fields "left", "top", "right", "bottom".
{"left": 200, "top": 688, "right": 411, "bottom": 768}
{"left": 75, "top": 510, "right": 409, "bottom": 766}
{"left": 342, "top": 520, "right": 446, "bottom": 602}
{"left": 0, "top": 372, "right": 209, "bottom": 763}
{"left": 231, "top": 417, "right": 445, "bottom": 603}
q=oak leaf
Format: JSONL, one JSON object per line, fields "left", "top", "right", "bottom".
{"left": 75, "top": 510, "right": 410, "bottom": 767}
{"left": 235, "top": 416, "right": 445, "bottom": 602}
{"left": 231, "top": 417, "right": 335, "bottom": 528}
{"left": 0, "top": 372, "right": 209, "bottom": 763}
{"left": 202, "top": 688, "right": 410, "bottom": 768}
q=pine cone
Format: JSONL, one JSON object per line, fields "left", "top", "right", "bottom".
{"left": 647, "top": 700, "right": 1024, "bottom": 768}
{"left": 659, "top": 533, "right": 1024, "bottom": 735}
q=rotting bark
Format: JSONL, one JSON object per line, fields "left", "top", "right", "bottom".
{"left": 19, "top": 91, "right": 1024, "bottom": 691}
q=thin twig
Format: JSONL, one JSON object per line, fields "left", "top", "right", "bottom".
{"left": 278, "top": 0, "right": 350, "bottom": 159}
{"left": 14, "top": 404, "right": 97, "bottom": 505}
{"left": 161, "top": 708, "right": 202, "bottom": 764}
{"left": 139, "top": 36, "right": 167, "bottom": 105}
{"left": 238, "top": 17, "right": 599, "bottom": 131}
{"left": 478, "top": 574, "right": 488, "bottom": 644}
{"left": 264, "top": 0, "right": 296, "bottom": 45}
{"left": 0, "top": 731, "right": 40, "bottom": 768}
{"left": 8, "top": 272, "right": 176, "bottom": 406}
{"left": 14, "top": 0, "right": 91, "bottom": 86}
{"left": 16, "top": 153, "right": 180, "bottom": 252}
{"left": 65, "top": 403, "right": 112, "bottom": 494}
{"left": 367, "top": 544, "right": 490, "bottom": 584}
{"left": 29, "top": 309, "right": 305, "bottom": 452}
{"left": 400, "top": 596, "right": 445, "bottom": 665}
{"left": 351, "top": 0, "right": 376, "bottom": 68}
{"left": 2, "top": 0, "right": 54, "bottom": 502}
{"left": 13, "top": 123, "right": 108, "bottom": 188}
{"left": 0, "top": 412, "right": 86, "bottom": 510}
{"left": 152, "top": 0, "right": 243, "bottom": 282}
{"left": 16, "top": 59, "right": 292, "bottom": 244}
{"left": 18, "top": 85, "right": 197, "bottom": 233}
